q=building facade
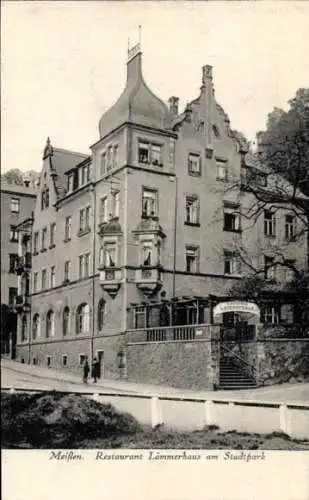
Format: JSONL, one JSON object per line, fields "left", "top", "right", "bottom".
{"left": 15, "top": 45, "right": 307, "bottom": 384}
{"left": 1, "top": 181, "right": 36, "bottom": 355}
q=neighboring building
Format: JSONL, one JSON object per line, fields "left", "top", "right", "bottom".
{"left": 14, "top": 44, "right": 307, "bottom": 388}
{"left": 0, "top": 181, "right": 36, "bottom": 356}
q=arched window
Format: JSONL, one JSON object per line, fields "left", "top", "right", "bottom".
{"left": 76, "top": 303, "right": 90, "bottom": 334}
{"left": 21, "top": 316, "right": 27, "bottom": 342}
{"left": 97, "top": 299, "right": 105, "bottom": 331}
{"left": 63, "top": 306, "right": 70, "bottom": 336}
{"left": 46, "top": 310, "right": 55, "bottom": 338}
{"left": 32, "top": 314, "right": 40, "bottom": 340}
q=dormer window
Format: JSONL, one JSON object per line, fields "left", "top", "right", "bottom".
{"left": 78, "top": 164, "right": 90, "bottom": 187}
{"left": 67, "top": 174, "right": 74, "bottom": 193}
{"left": 138, "top": 141, "right": 149, "bottom": 164}
{"left": 142, "top": 188, "right": 158, "bottom": 218}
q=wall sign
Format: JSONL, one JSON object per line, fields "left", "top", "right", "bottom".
{"left": 213, "top": 301, "right": 260, "bottom": 317}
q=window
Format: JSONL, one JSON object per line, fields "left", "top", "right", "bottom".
{"left": 185, "top": 246, "right": 199, "bottom": 273}
{"left": 79, "top": 206, "right": 90, "bottom": 232}
{"left": 224, "top": 250, "right": 241, "bottom": 275}
{"left": 79, "top": 253, "right": 90, "bottom": 278}
{"left": 67, "top": 174, "right": 74, "bottom": 193}
{"left": 50, "top": 223, "right": 56, "bottom": 247}
{"left": 151, "top": 144, "right": 163, "bottom": 166}
{"left": 223, "top": 203, "right": 241, "bottom": 232}
{"left": 107, "top": 147, "right": 113, "bottom": 170}
{"left": 33, "top": 272, "right": 38, "bottom": 293}
{"left": 216, "top": 159, "right": 228, "bottom": 181}
{"left": 261, "top": 304, "right": 279, "bottom": 324}
{"left": 212, "top": 125, "right": 220, "bottom": 138}
{"left": 76, "top": 304, "right": 90, "bottom": 334}
{"left": 141, "top": 241, "right": 152, "bottom": 267}
{"left": 33, "top": 232, "right": 39, "bottom": 253}
{"left": 32, "top": 314, "right": 40, "bottom": 339}
{"left": 285, "top": 215, "right": 296, "bottom": 240}
{"left": 9, "top": 254, "right": 18, "bottom": 273}
{"left": 112, "top": 191, "right": 120, "bottom": 218}
{"left": 46, "top": 310, "right": 55, "bottom": 338}
{"left": 100, "top": 153, "right": 106, "bottom": 175}
{"left": 188, "top": 153, "right": 201, "bottom": 176}
{"left": 21, "top": 316, "right": 27, "bottom": 342}
{"left": 10, "top": 197, "right": 20, "bottom": 213}
{"left": 113, "top": 145, "right": 119, "bottom": 169}
{"left": 285, "top": 260, "right": 295, "bottom": 282}
{"left": 8, "top": 287, "right": 18, "bottom": 305}
{"left": 79, "top": 354, "right": 87, "bottom": 366}
{"left": 264, "top": 256, "right": 275, "bottom": 280}
{"left": 63, "top": 307, "right": 70, "bottom": 336}
{"left": 78, "top": 164, "right": 90, "bottom": 187}
{"left": 97, "top": 299, "right": 105, "bottom": 331}
{"left": 142, "top": 189, "right": 158, "bottom": 218}
{"left": 100, "top": 197, "right": 108, "bottom": 223}
{"left": 41, "top": 187, "right": 49, "bottom": 210}
{"left": 64, "top": 260, "right": 71, "bottom": 282}
{"left": 10, "top": 225, "right": 19, "bottom": 242}
{"left": 138, "top": 141, "right": 150, "bottom": 164}
{"left": 103, "top": 243, "right": 116, "bottom": 267}
{"left": 41, "top": 227, "right": 47, "bottom": 250}
{"left": 62, "top": 355, "right": 68, "bottom": 367}
{"left": 50, "top": 266, "right": 56, "bottom": 288}
{"left": 135, "top": 306, "right": 147, "bottom": 328}
{"left": 185, "top": 196, "right": 199, "bottom": 225}
{"left": 264, "top": 210, "right": 276, "bottom": 237}
{"left": 46, "top": 356, "right": 51, "bottom": 367}
{"left": 41, "top": 269, "right": 47, "bottom": 290}
{"left": 64, "top": 216, "right": 72, "bottom": 241}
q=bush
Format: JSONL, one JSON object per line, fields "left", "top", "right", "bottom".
{"left": 1, "top": 392, "right": 142, "bottom": 448}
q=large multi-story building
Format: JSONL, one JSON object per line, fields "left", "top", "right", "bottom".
{"left": 14, "top": 44, "right": 307, "bottom": 387}
{"left": 1, "top": 181, "right": 36, "bottom": 356}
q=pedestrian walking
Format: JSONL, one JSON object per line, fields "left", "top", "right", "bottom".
{"left": 91, "top": 357, "right": 100, "bottom": 383}
{"left": 83, "top": 358, "right": 90, "bottom": 384}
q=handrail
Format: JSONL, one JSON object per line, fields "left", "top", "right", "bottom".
{"left": 127, "top": 323, "right": 213, "bottom": 332}
{"left": 220, "top": 343, "right": 257, "bottom": 378}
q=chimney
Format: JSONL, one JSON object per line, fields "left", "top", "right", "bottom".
{"left": 168, "top": 96, "right": 179, "bottom": 116}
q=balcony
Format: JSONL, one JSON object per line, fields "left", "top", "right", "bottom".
{"left": 135, "top": 266, "right": 163, "bottom": 296}
{"left": 8, "top": 295, "right": 31, "bottom": 314}
{"left": 99, "top": 267, "right": 122, "bottom": 298}
{"left": 15, "top": 253, "right": 32, "bottom": 275}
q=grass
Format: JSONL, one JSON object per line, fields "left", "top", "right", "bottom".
{"left": 2, "top": 392, "right": 309, "bottom": 450}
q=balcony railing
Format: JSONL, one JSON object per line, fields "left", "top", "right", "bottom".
{"left": 126, "top": 324, "right": 218, "bottom": 343}
{"left": 99, "top": 267, "right": 122, "bottom": 282}
{"left": 135, "top": 267, "right": 162, "bottom": 282}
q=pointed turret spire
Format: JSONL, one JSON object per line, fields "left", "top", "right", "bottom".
{"left": 43, "top": 136, "right": 54, "bottom": 159}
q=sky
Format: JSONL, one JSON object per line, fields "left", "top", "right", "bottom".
{"left": 1, "top": 1, "right": 309, "bottom": 173}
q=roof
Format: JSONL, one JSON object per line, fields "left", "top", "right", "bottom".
{"left": 0, "top": 181, "right": 37, "bottom": 197}
{"left": 98, "top": 48, "right": 170, "bottom": 139}
{"left": 44, "top": 145, "right": 89, "bottom": 199}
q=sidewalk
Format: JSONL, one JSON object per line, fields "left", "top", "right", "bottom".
{"left": 2, "top": 358, "right": 309, "bottom": 403}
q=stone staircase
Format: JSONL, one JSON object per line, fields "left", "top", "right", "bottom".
{"left": 219, "top": 355, "right": 257, "bottom": 390}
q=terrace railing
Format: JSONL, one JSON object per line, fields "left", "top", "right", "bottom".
{"left": 126, "top": 324, "right": 218, "bottom": 343}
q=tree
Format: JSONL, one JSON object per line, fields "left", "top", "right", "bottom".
{"left": 226, "top": 89, "right": 309, "bottom": 320}
{"left": 1, "top": 169, "right": 39, "bottom": 187}
{"left": 1, "top": 168, "right": 24, "bottom": 185}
